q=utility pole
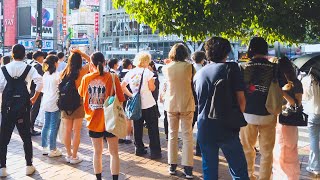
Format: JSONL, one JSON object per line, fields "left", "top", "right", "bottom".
{"left": 36, "top": 0, "right": 43, "bottom": 50}
{"left": 0, "top": 0, "right": 4, "bottom": 55}
{"left": 137, "top": 23, "right": 140, "bottom": 53}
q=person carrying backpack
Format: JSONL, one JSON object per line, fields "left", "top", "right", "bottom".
{"left": 0, "top": 44, "right": 43, "bottom": 177}
{"left": 60, "top": 49, "right": 90, "bottom": 164}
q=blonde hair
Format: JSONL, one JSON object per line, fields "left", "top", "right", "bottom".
{"left": 133, "top": 52, "right": 151, "bottom": 67}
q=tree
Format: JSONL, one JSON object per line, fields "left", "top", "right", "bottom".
{"left": 113, "top": 0, "right": 320, "bottom": 43}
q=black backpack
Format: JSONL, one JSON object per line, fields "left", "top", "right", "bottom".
{"left": 1, "top": 66, "right": 31, "bottom": 119}
{"left": 57, "top": 76, "right": 81, "bottom": 115}
{"left": 208, "top": 63, "right": 247, "bottom": 129}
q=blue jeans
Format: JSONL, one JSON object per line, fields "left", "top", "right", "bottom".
{"left": 308, "top": 114, "right": 320, "bottom": 171}
{"left": 199, "top": 135, "right": 249, "bottom": 180}
{"left": 42, "top": 111, "right": 61, "bottom": 150}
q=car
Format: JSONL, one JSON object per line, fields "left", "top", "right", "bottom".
{"left": 155, "top": 62, "right": 164, "bottom": 73}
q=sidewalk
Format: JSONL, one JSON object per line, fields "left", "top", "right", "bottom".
{"left": 2, "top": 121, "right": 317, "bottom": 180}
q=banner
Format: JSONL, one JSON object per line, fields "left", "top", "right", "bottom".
{"left": 31, "top": 8, "right": 54, "bottom": 38}
{"left": 18, "top": 39, "right": 54, "bottom": 50}
{"left": 4, "top": 0, "right": 17, "bottom": 46}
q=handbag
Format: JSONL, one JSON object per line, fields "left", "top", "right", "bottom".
{"left": 208, "top": 63, "right": 247, "bottom": 129}
{"left": 57, "top": 118, "right": 65, "bottom": 144}
{"left": 125, "top": 70, "right": 144, "bottom": 121}
{"left": 265, "top": 62, "right": 283, "bottom": 115}
{"left": 104, "top": 74, "right": 127, "bottom": 138}
{"left": 279, "top": 99, "right": 309, "bottom": 126}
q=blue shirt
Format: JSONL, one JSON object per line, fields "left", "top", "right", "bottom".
{"left": 194, "top": 62, "right": 245, "bottom": 143}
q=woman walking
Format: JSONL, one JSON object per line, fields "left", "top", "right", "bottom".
{"left": 41, "top": 55, "right": 62, "bottom": 157}
{"left": 163, "top": 44, "right": 195, "bottom": 179}
{"left": 78, "top": 52, "right": 125, "bottom": 180}
{"left": 121, "top": 52, "right": 162, "bottom": 159}
{"left": 61, "top": 49, "right": 90, "bottom": 164}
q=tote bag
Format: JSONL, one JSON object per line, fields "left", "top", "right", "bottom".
{"left": 104, "top": 74, "right": 126, "bottom": 138}
{"left": 265, "top": 63, "right": 283, "bottom": 115}
{"left": 125, "top": 70, "right": 144, "bottom": 121}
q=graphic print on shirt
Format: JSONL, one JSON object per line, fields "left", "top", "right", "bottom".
{"left": 88, "top": 79, "right": 106, "bottom": 110}
{"left": 130, "top": 73, "right": 142, "bottom": 93}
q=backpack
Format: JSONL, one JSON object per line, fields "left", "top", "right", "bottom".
{"left": 1, "top": 66, "right": 31, "bottom": 119}
{"left": 57, "top": 76, "right": 81, "bottom": 115}
{"left": 208, "top": 63, "right": 247, "bottom": 129}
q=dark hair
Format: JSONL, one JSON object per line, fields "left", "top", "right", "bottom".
{"left": 12, "top": 44, "right": 25, "bottom": 60}
{"left": 247, "top": 37, "right": 268, "bottom": 58}
{"left": 57, "top": 52, "right": 64, "bottom": 59}
{"left": 192, "top": 51, "right": 206, "bottom": 63}
{"left": 1, "top": 56, "right": 10, "bottom": 65}
{"left": 279, "top": 56, "right": 297, "bottom": 82}
{"left": 169, "top": 43, "right": 189, "bottom": 62}
{"left": 33, "top": 51, "right": 44, "bottom": 60}
{"left": 43, "top": 52, "right": 48, "bottom": 59}
{"left": 43, "top": 55, "right": 58, "bottom": 75}
{"left": 108, "top": 58, "right": 119, "bottom": 69}
{"left": 205, "top": 37, "right": 231, "bottom": 62}
{"left": 48, "top": 51, "right": 57, "bottom": 55}
{"left": 122, "top": 58, "right": 132, "bottom": 69}
{"left": 61, "top": 52, "right": 83, "bottom": 80}
{"left": 26, "top": 51, "right": 33, "bottom": 59}
{"left": 91, "top": 52, "right": 105, "bottom": 76}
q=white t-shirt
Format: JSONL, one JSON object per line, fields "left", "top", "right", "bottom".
{"left": 57, "top": 61, "right": 67, "bottom": 72}
{"left": 124, "top": 68, "right": 156, "bottom": 109}
{"left": 42, "top": 71, "right": 60, "bottom": 112}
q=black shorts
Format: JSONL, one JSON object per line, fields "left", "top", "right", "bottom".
{"left": 89, "top": 130, "right": 115, "bottom": 138}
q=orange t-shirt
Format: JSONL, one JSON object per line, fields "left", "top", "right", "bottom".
{"left": 76, "top": 64, "right": 89, "bottom": 88}
{"left": 78, "top": 71, "right": 125, "bottom": 132}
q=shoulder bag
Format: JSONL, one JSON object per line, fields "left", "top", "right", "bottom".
{"left": 279, "top": 99, "right": 308, "bottom": 126}
{"left": 104, "top": 73, "right": 127, "bottom": 138}
{"left": 125, "top": 70, "right": 144, "bottom": 121}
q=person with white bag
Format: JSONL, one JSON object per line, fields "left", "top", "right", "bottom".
{"left": 78, "top": 52, "right": 125, "bottom": 180}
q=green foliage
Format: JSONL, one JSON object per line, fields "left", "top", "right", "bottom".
{"left": 112, "top": 0, "right": 320, "bottom": 43}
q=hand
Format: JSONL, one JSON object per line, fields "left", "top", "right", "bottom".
{"left": 71, "top": 49, "right": 82, "bottom": 55}
{"left": 30, "top": 96, "right": 37, "bottom": 105}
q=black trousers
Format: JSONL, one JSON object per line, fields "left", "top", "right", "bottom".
{"left": 133, "top": 105, "right": 161, "bottom": 154}
{"left": 0, "top": 111, "right": 33, "bottom": 168}
{"left": 30, "top": 92, "right": 43, "bottom": 132}
{"left": 164, "top": 110, "right": 168, "bottom": 136}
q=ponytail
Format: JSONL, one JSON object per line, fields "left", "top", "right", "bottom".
{"left": 98, "top": 62, "right": 104, "bottom": 76}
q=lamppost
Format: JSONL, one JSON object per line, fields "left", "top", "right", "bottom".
{"left": 36, "top": 0, "right": 43, "bottom": 50}
{"left": 0, "top": 0, "right": 4, "bottom": 55}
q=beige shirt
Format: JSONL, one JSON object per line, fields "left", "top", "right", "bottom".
{"left": 163, "top": 61, "right": 195, "bottom": 112}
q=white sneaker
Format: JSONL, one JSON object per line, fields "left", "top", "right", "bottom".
{"left": 65, "top": 155, "right": 71, "bottom": 163}
{"left": 26, "top": 165, "right": 36, "bottom": 175}
{"left": 70, "top": 157, "right": 83, "bottom": 164}
{"left": 48, "top": 149, "right": 62, "bottom": 158}
{"left": 42, "top": 147, "right": 49, "bottom": 155}
{"left": 306, "top": 166, "right": 320, "bottom": 175}
{"left": 0, "top": 167, "right": 8, "bottom": 177}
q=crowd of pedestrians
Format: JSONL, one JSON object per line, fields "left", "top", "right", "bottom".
{"left": 0, "top": 35, "right": 318, "bottom": 180}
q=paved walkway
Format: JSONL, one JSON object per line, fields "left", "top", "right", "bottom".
{"left": 1, "top": 121, "right": 318, "bottom": 180}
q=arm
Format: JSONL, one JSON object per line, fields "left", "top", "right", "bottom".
{"left": 121, "top": 81, "right": 133, "bottom": 97}
{"left": 71, "top": 49, "right": 90, "bottom": 63}
{"left": 30, "top": 68, "right": 43, "bottom": 105}
{"left": 0, "top": 70, "right": 5, "bottom": 93}
{"left": 283, "top": 91, "right": 295, "bottom": 106}
{"left": 236, "top": 91, "right": 246, "bottom": 113}
{"left": 148, "top": 78, "right": 156, "bottom": 92}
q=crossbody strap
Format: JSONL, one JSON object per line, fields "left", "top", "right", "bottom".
{"left": 138, "top": 69, "right": 145, "bottom": 93}
{"left": 19, "top": 65, "right": 32, "bottom": 80}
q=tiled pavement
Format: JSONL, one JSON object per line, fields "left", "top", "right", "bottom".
{"left": 2, "top": 121, "right": 319, "bottom": 180}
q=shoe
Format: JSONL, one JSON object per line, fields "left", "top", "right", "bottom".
{"left": 135, "top": 148, "right": 147, "bottom": 156}
{"left": 48, "top": 149, "right": 62, "bottom": 158}
{"left": 306, "top": 167, "right": 320, "bottom": 175}
{"left": 70, "top": 157, "right": 83, "bottom": 164}
{"left": 42, "top": 147, "right": 49, "bottom": 155}
{"left": 124, "top": 139, "right": 132, "bottom": 144}
{"left": 26, "top": 165, "right": 36, "bottom": 175}
{"left": 31, "top": 130, "right": 41, "bottom": 136}
{"left": 0, "top": 167, "right": 8, "bottom": 177}
{"left": 150, "top": 152, "right": 162, "bottom": 160}
{"left": 118, "top": 139, "right": 125, "bottom": 144}
{"left": 169, "top": 164, "right": 177, "bottom": 175}
{"left": 165, "top": 135, "right": 168, "bottom": 141}
{"left": 195, "top": 151, "right": 201, "bottom": 157}
{"left": 183, "top": 166, "right": 193, "bottom": 179}
{"left": 65, "top": 155, "right": 71, "bottom": 163}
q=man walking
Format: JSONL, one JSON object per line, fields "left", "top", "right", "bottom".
{"left": 0, "top": 44, "right": 43, "bottom": 177}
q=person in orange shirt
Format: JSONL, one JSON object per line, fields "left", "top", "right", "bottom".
{"left": 78, "top": 52, "right": 125, "bottom": 180}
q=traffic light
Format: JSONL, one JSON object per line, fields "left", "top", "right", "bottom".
{"left": 69, "top": 0, "right": 80, "bottom": 10}
{"left": 35, "top": 39, "right": 43, "bottom": 49}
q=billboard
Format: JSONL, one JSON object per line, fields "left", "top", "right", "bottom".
{"left": 31, "top": 8, "right": 54, "bottom": 37}
{"left": 18, "top": 39, "right": 54, "bottom": 50}
{"left": 4, "top": 0, "right": 17, "bottom": 46}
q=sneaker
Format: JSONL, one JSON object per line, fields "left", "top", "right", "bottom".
{"left": 135, "top": 148, "right": 147, "bottom": 156}
{"left": 150, "top": 152, "right": 162, "bottom": 160}
{"left": 42, "top": 147, "right": 49, "bottom": 155}
{"left": 26, "top": 165, "right": 36, "bottom": 175}
{"left": 124, "top": 139, "right": 132, "bottom": 144}
{"left": 169, "top": 164, "right": 177, "bottom": 175}
{"left": 0, "top": 167, "right": 8, "bottom": 177}
{"left": 118, "top": 139, "right": 125, "bottom": 144}
{"left": 65, "top": 155, "right": 71, "bottom": 163}
{"left": 48, "top": 149, "right": 62, "bottom": 158}
{"left": 183, "top": 166, "right": 193, "bottom": 179}
{"left": 306, "top": 167, "right": 320, "bottom": 175}
{"left": 70, "top": 157, "right": 83, "bottom": 164}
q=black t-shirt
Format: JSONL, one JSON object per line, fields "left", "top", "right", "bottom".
{"left": 194, "top": 62, "right": 245, "bottom": 143}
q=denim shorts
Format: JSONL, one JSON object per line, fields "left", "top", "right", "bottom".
{"left": 88, "top": 130, "right": 115, "bottom": 138}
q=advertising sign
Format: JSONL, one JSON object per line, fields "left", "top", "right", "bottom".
{"left": 31, "top": 8, "right": 54, "bottom": 37}
{"left": 4, "top": 0, "right": 17, "bottom": 46}
{"left": 18, "top": 39, "right": 54, "bottom": 50}
{"left": 63, "top": 0, "right": 67, "bottom": 36}
{"left": 94, "top": 13, "right": 99, "bottom": 38}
